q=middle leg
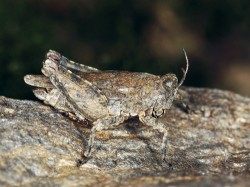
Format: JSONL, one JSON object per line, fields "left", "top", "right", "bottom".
{"left": 84, "top": 116, "right": 127, "bottom": 158}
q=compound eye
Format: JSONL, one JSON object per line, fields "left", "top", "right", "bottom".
{"left": 161, "top": 74, "right": 178, "bottom": 91}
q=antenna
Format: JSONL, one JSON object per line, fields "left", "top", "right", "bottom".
{"left": 177, "top": 48, "right": 189, "bottom": 89}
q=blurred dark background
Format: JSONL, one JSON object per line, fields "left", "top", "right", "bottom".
{"left": 0, "top": 0, "right": 250, "bottom": 100}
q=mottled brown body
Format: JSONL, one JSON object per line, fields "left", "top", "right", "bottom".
{"left": 24, "top": 50, "right": 188, "bottom": 163}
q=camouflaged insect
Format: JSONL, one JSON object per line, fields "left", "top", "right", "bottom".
{"left": 24, "top": 50, "right": 189, "bottom": 163}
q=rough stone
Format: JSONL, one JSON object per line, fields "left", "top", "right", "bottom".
{"left": 0, "top": 87, "right": 249, "bottom": 186}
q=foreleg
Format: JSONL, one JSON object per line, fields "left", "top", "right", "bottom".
{"left": 139, "top": 116, "right": 168, "bottom": 162}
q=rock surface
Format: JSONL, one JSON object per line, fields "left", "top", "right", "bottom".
{"left": 0, "top": 87, "right": 249, "bottom": 186}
